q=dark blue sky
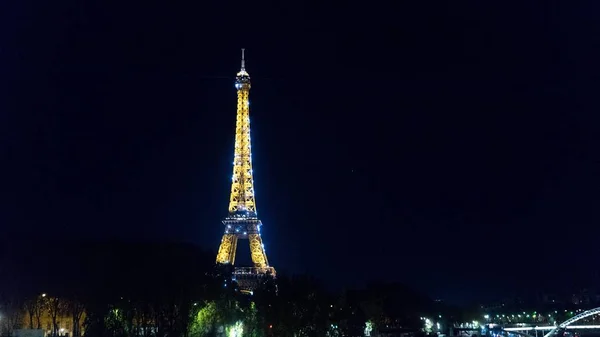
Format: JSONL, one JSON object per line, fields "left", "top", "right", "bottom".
{"left": 1, "top": 1, "right": 599, "bottom": 304}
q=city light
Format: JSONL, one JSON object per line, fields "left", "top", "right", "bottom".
{"left": 364, "top": 321, "right": 373, "bottom": 337}
{"left": 227, "top": 321, "right": 243, "bottom": 337}
{"left": 424, "top": 318, "right": 433, "bottom": 332}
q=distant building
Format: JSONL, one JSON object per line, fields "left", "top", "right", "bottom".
{"left": 19, "top": 296, "right": 86, "bottom": 337}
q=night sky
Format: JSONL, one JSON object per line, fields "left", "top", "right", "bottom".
{"left": 1, "top": 1, "right": 599, "bottom": 304}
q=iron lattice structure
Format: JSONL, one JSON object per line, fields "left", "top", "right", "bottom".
{"left": 215, "top": 49, "right": 275, "bottom": 291}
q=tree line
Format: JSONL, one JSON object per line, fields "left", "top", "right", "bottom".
{"left": 0, "top": 239, "right": 454, "bottom": 337}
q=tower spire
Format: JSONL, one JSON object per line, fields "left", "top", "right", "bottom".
{"left": 241, "top": 48, "right": 246, "bottom": 71}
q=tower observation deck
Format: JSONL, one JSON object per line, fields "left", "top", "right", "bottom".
{"left": 215, "top": 49, "right": 275, "bottom": 292}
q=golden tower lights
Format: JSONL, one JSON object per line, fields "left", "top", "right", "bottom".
{"left": 215, "top": 49, "right": 275, "bottom": 290}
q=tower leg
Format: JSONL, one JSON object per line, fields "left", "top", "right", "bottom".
{"left": 248, "top": 234, "right": 269, "bottom": 268}
{"left": 216, "top": 234, "right": 237, "bottom": 265}
{"left": 230, "top": 235, "right": 238, "bottom": 264}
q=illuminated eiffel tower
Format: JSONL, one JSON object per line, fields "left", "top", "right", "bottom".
{"left": 215, "top": 49, "right": 275, "bottom": 292}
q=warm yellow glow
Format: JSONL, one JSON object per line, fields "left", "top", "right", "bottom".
{"left": 248, "top": 233, "right": 267, "bottom": 268}
{"left": 214, "top": 50, "right": 275, "bottom": 287}
{"left": 228, "top": 86, "right": 256, "bottom": 214}
{"left": 216, "top": 233, "right": 237, "bottom": 265}
{"left": 21, "top": 299, "right": 86, "bottom": 335}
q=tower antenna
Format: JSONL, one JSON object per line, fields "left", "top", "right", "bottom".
{"left": 241, "top": 48, "right": 246, "bottom": 70}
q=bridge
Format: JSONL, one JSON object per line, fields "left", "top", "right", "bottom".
{"left": 495, "top": 307, "right": 600, "bottom": 337}
{"left": 504, "top": 325, "right": 600, "bottom": 331}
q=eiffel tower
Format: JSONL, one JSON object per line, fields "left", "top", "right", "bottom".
{"left": 215, "top": 49, "right": 275, "bottom": 292}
